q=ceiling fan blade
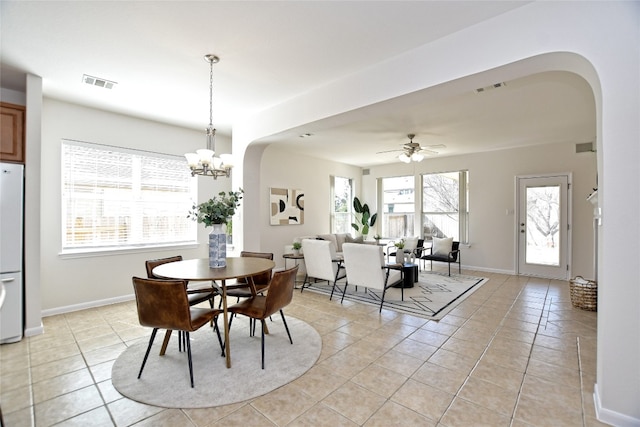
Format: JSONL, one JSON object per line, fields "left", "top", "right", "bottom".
{"left": 420, "top": 149, "right": 439, "bottom": 155}
{"left": 375, "top": 149, "right": 403, "bottom": 154}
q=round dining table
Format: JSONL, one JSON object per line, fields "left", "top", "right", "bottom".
{"left": 153, "top": 257, "right": 275, "bottom": 368}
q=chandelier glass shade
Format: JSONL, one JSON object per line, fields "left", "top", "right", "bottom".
{"left": 184, "top": 54, "right": 233, "bottom": 179}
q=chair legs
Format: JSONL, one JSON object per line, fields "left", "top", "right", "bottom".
{"left": 138, "top": 328, "right": 159, "bottom": 380}
{"left": 185, "top": 332, "right": 194, "bottom": 388}
{"left": 139, "top": 319, "right": 224, "bottom": 388}
{"left": 229, "top": 311, "right": 294, "bottom": 369}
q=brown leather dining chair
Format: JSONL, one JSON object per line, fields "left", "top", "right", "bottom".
{"left": 132, "top": 277, "right": 224, "bottom": 387}
{"left": 146, "top": 255, "right": 220, "bottom": 355}
{"left": 224, "top": 251, "right": 274, "bottom": 301}
{"left": 227, "top": 266, "right": 298, "bottom": 369}
{"left": 146, "top": 255, "right": 218, "bottom": 307}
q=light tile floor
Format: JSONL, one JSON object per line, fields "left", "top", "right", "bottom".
{"left": 1, "top": 269, "right": 607, "bottom": 426}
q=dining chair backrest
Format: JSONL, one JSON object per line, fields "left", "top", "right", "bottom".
{"left": 343, "top": 243, "right": 393, "bottom": 292}
{"left": 302, "top": 239, "right": 339, "bottom": 282}
{"left": 145, "top": 255, "right": 183, "bottom": 279}
{"left": 132, "top": 277, "right": 192, "bottom": 331}
{"left": 239, "top": 251, "right": 274, "bottom": 284}
{"left": 263, "top": 266, "right": 299, "bottom": 318}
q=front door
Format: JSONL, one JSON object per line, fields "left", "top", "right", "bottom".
{"left": 517, "top": 175, "right": 570, "bottom": 279}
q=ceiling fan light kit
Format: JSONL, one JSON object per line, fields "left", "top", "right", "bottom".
{"left": 397, "top": 133, "right": 427, "bottom": 163}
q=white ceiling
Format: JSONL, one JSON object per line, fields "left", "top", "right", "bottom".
{"left": 0, "top": 1, "right": 595, "bottom": 167}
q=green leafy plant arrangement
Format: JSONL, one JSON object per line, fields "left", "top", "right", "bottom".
{"left": 292, "top": 242, "right": 302, "bottom": 250}
{"left": 351, "top": 196, "right": 377, "bottom": 236}
{"left": 188, "top": 189, "right": 244, "bottom": 226}
{"left": 394, "top": 239, "right": 405, "bottom": 249}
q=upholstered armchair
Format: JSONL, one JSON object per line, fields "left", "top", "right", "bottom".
{"left": 342, "top": 243, "right": 402, "bottom": 312}
{"left": 300, "top": 239, "right": 346, "bottom": 300}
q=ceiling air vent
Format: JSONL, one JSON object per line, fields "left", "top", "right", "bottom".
{"left": 475, "top": 82, "right": 506, "bottom": 94}
{"left": 82, "top": 74, "right": 116, "bottom": 89}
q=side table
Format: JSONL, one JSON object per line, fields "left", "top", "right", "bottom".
{"left": 283, "top": 253, "right": 305, "bottom": 288}
{"left": 394, "top": 262, "right": 418, "bottom": 289}
{"left": 385, "top": 262, "right": 418, "bottom": 301}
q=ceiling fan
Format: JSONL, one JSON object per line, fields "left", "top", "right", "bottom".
{"left": 376, "top": 134, "right": 444, "bottom": 163}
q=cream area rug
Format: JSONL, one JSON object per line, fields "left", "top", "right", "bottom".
{"left": 304, "top": 271, "right": 488, "bottom": 320}
{"left": 111, "top": 315, "right": 321, "bottom": 408}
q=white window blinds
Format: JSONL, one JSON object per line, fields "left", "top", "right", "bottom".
{"left": 62, "top": 139, "right": 197, "bottom": 251}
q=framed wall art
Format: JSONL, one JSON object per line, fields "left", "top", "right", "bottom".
{"left": 270, "top": 187, "right": 304, "bottom": 225}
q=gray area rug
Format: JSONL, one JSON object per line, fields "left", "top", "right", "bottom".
{"left": 111, "top": 315, "right": 321, "bottom": 408}
{"left": 304, "top": 271, "right": 488, "bottom": 320}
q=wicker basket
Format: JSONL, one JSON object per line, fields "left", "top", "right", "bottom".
{"left": 570, "top": 276, "right": 597, "bottom": 311}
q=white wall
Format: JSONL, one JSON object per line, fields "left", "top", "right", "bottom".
{"left": 367, "top": 142, "right": 597, "bottom": 277}
{"left": 256, "top": 145, "right": 362, "bottom": 270}
{"left": 234, "top": 2, "right": 639, "bottom": 424}
{"left": 40, "top": 98, "right": 232, "bottom": 313}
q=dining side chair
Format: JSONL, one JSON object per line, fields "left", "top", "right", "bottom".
{"left": 300, "top": 239, "right": 346, "bottom": 300}
{"left": 342, "top": 243, "right": 402, "bottom": 313}
{"left": 146, "top": 256, "right": 220, "bottom": 354}
{"left": 145, "top": 255, "right": 219, "bottom": 307}
{"left": 227, "top": 266, "right": 299, "bottom": 369}
{"left": 132, "top": 276, "right": 224, "bottom": 388}
{"left": 224, "top": 251, "right": 274, "bottom": 301}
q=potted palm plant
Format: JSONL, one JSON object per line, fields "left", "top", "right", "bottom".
{"left": 188, "top": 189, "right": 243, "bottom": 268}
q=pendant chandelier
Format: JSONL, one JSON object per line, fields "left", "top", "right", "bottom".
{"left": 184, "top": 54, "right": 234, "bottom": 178}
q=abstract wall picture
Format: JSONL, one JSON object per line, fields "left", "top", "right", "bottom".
{"left": 270, "top": 187, "right": 304, "bottom": 225}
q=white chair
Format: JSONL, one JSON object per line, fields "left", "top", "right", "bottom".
{"left": 301, "top": 239, "right": 346, "bottom": 300}
{"left": 342, "top": 243, "right": 402, "bottom": 312}
{"left": 386, "top": 236, "right": 420, "bottom": 263}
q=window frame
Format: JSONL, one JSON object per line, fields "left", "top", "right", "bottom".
{"left": 60, "top": 139, "right": 198, "bottom": 256}
{"left": 380, "top": 175, "right": 416, "bottom": 239}
{"left": 421, "top": 170, "right": 469, "bottom": 244}
{"left": 330, "top": 175, "right": 353, "bottom": 234}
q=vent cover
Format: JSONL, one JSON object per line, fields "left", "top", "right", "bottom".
{"left": 82, "top": 74, "right": 116, "bottom": 89}
{"left": 362, "top": 168, "right": 370, "bottom": 176}
{"left": 475, "top": 82, "right": 506, "bottom": 93}
{"left": 576, "top": 142, "right": 595, "bottom": 153}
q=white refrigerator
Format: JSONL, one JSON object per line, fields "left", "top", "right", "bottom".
{"left": 0, "top": 162, "right": 24, "bottom": 344}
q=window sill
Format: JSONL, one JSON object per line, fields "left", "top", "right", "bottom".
{"left": 59, "top": 242, "right": 200, "bottom": 259}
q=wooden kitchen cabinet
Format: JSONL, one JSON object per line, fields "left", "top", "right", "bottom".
{"left": 1, "top": 102, "right": 26, "bottom": 163}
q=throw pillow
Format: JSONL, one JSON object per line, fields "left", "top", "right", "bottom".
{"left": 432, "top": 237, "right": 453, "bottom": 256}
{"left": 317, "top": 234, "right": 338, "bottom": 253}
{"left": 345, "top": 234, "right": 364, "bottom": 244}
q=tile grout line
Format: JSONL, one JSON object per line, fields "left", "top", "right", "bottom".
{"left": 508, "top": 281, "right": 553, "bottom": 427}
{"left": 577, "top": 336, "right": 587, "bottom": 427}
{"left": 435, "top": 275, "right": 533, "bottom": 425}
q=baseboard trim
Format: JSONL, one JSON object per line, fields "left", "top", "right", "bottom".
{"left": 24, "top": 323, "right": 44, "bottom": 337}
{"left": 594, "top": 382, "right": 640, "bottom": 426}
{"left": 460, "top": 265, "right": 515, "bottom": 276}
{"left": 42, "top": 294, "right": 135, "bottom": 317}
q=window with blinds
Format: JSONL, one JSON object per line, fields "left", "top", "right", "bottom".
{"left": 61, "top": 140, "right": 197, "bottom": 252}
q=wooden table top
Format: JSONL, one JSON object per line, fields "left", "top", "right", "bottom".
{"left": 152, "top": 257, "right": 275, "bottom": 281}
